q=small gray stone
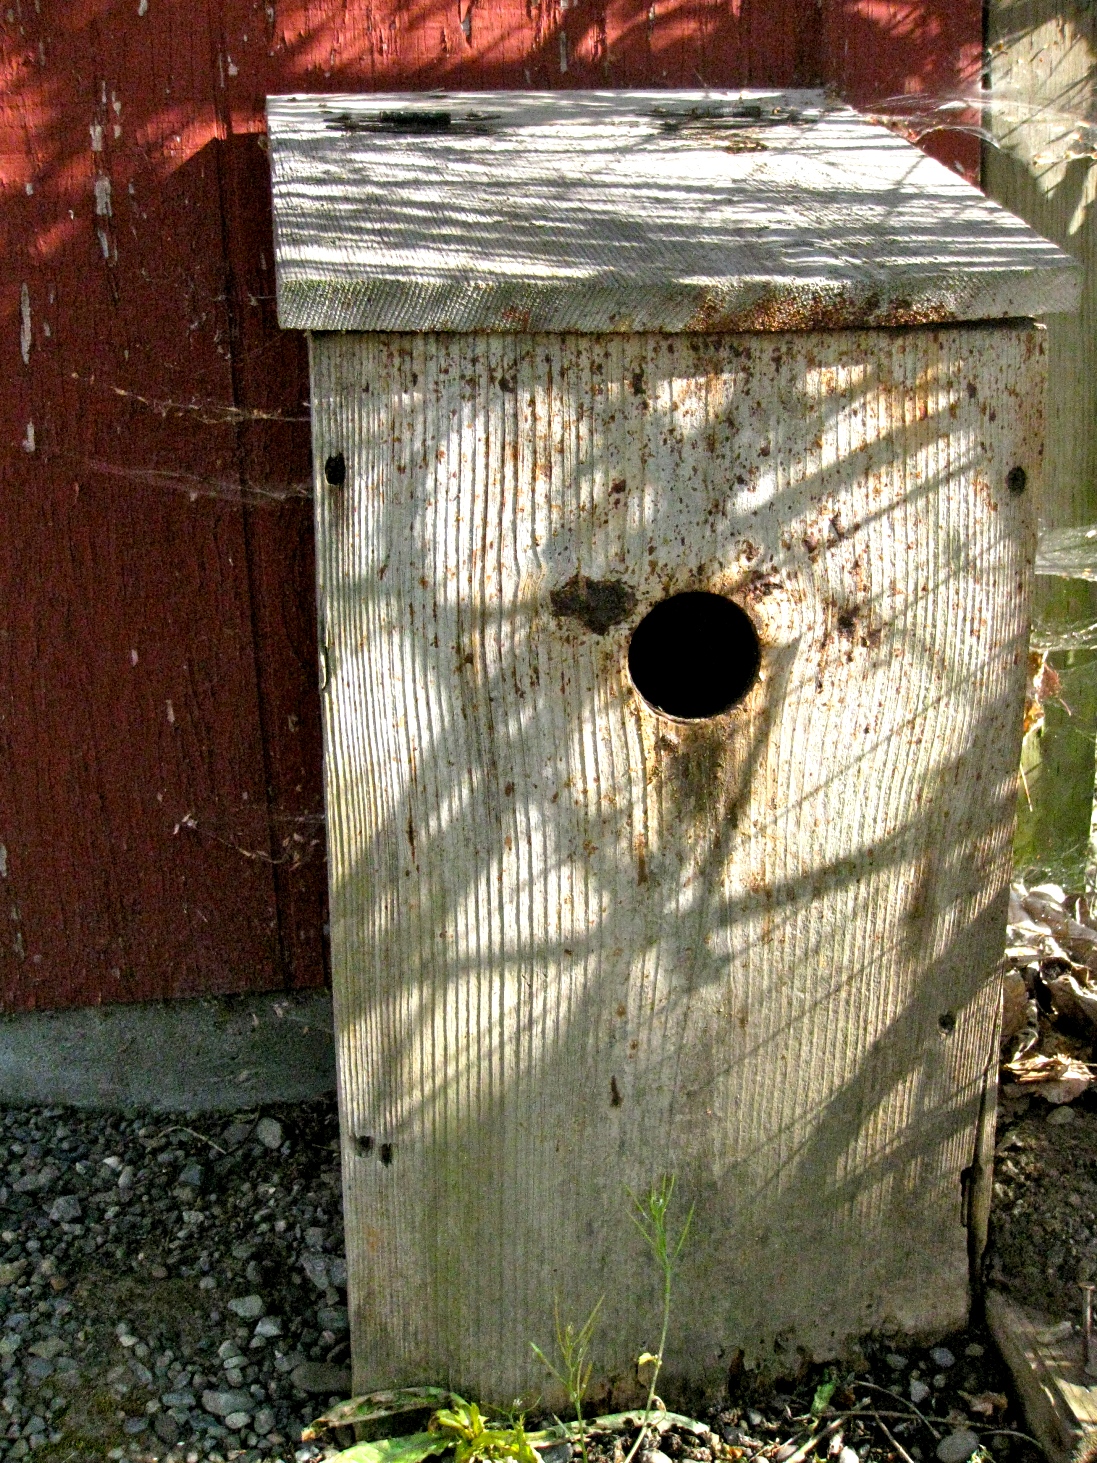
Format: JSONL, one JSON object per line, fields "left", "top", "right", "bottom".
{"left": 221, "top": 1122, "right": 253, "bottom": 1151}
{"left": 255, "top": 1118, "right": 283, "bottom": 1150}
{"left": 303, "top": 1227, "right": 326, "bottom": 1252}
{"left": 123, "top": 1417, "right": 148, "bottom": 1435}
{"left": 154, "top": 1413, "right": 180, "bottom": 1445}
{"left": 254, "top": 1317, "right": 282, "bottom": 1338}
{"left": 930, "top": 1347, "right": 956, "bottom": 1368}
{"left": 27, "top": 1338, "right": 64, "bottom": 1361}
{"left": 47, "top": 1196, "right": 81, "bottom": 1223}
{"left": 936, "top": 1431, "right": 979, "bottom": 1463}
{"left": 24, "top": 1357, "right": 54, "bottom": 1382}
{"left": 253, "top": 1407, "right": 276, "bottom": 1437}
{"left": 1048, "top": 1106, "right": 1076, "bottom": 1126}
{"left": 329, "top": 1256, "right": 348, "bottom": 1288}
{"left": 289, "top": 1361, "right": 351, "bottom": 1395}
{"left": 160, "top": 1391, "right": 196, "bottom": 1408}
{"left": 227, "top": 1295, "right": 265, "bottom": 1320}
{"left": 201, "top": 1389, "right": 254, "bottom": 1417}
{"left": 301, "top": 1254, "right": 329, "bottom": 1290}
{"left": 316, "top": 1306, "right": 348, "bottom": 1333}
{"left": 910, "top": 1379, "right": 931, "bottom": 1405}
{"left": 838, "top": 1449, "right": 859, "bottom": 1463}
{"left": 224, "top": 1410, "right": 251, "bottom": 1430}
{"left": 885, "top": 1354, "right": 908, "bottom": 1370}
{"left": 178, "top": 1164, "right": 204, "bottom": 1188}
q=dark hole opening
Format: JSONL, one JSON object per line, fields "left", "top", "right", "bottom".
{"left": 628, "top": 591, "right": 761, "bottom": 720}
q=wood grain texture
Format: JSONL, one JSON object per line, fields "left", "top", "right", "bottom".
{"left": 312, "top": 324, "right": 1044, "bottom": 1399}
{"left": 986, "top": 1289, "right": 1097, "bottom": 1463}
{"left": 984, "top": 1, "right": 1097, "bottom": 884}
{"left": 268, "top": 91, "right": 1080, "bottom": 335}
{"left": 820, "top": 0, "right": 984, "bottom": 180}
{"left": 0, "top": 0, "right": 984, "bottom": 1010}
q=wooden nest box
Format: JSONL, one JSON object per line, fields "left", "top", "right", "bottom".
{"left": 267, "top": 90, "right": 1079, "bottom": 1403}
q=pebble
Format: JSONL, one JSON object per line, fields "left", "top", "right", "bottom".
{"left": 910, "top": 1379, "right": 931, "bottom": 1405}
{"left": 0, "top": 1097, "right": 347, "bottom": 1461}
{"left": 256, "top": 1118, "right": 284, "bottom": 1150}
{"left": 930, "top": 1347, "right": 955, "bottom": 1368}
{"left": 203, "top": 1388, "right": 256, "bottom": 1416}
{"left": 228, "top": 1294, "right": 266, "bottom": 1319}
{"left": 290, "top": 1361, "right": 352, "bottom": 1394}
{"left": 1048, "top": 1106, "right": 1076, "bottom": 1126}
{"left": 47, "top": 1194, "right": 81, "bottom": 1223}
{"left": 837, "top": 1450, "right": 859, "bottom": 1463}
{"left": 885, "top": 1353, "right": 908, "bottom": 1369}
{"left": 936, "top": 1430, "right": 980, "bottom": 1463}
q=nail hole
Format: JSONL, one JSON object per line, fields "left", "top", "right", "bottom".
{"left": 610, "top": 1076, "right": 622, "bottom": 1107}
{"left": 379, "top": 1142, "right": 394, "bottom": 1166}
{"left": 1007, "top": 465, "right": 1027, "bottom": 495}
{"left": 324, "top": 452, "right": 346, "bottom": 487}
{"left": 628, "top": 591, "right": 761, "bottom": 720}
{"left": 938, "top": 1011, "right": 956, "bottom": 1034}
{"left": 355, "top": 1134, "right": 374, "bottom": 1155}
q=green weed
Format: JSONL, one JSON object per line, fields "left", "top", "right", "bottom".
{"left": 531, "top": 1295, "right": 604, "bottom": 1463}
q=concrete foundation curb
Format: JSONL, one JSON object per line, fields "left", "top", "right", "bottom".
{"left": 0, "top": 990, "right": 336, "bottom": 1111}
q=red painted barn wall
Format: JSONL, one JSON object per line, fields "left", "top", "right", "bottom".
{"left": 0, "top": 0, "right": 981, "bottom": 1012}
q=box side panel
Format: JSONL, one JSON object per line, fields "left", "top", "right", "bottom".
{"left": 311, "top": 325, "right": 1044, "bottom": 1400}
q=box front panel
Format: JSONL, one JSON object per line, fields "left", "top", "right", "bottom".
{"left": 310, "top": 326, "right": 1042, "bottom": 1400}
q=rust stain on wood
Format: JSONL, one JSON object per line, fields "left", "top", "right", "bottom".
{"left": 0, "top": 0, "right": 981, "bottom": 1008}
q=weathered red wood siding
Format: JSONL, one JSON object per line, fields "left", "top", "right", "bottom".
{"left": 0, "top": 0, "right": 981, "bottom": 1011}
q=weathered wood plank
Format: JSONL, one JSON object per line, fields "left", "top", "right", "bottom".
{"left": 312, "top": 324, "right": 1044, "bottom": 1400}
{"left": 986, "top": 1289, "right": 1097, "bottom": 1463}
{"left": 268, "top": 91, "right": 1080, "bottom": 335}
{"left": 984, "top": 0, "right": 1097, "bottom": 886}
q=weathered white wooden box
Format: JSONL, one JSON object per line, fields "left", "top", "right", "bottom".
{"left": 268, "top": 91, "right": 1080, "bottom": 1403}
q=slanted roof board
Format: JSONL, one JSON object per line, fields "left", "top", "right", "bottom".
{"left": 267, "top": 90, "right": 1081, "bottom": 333}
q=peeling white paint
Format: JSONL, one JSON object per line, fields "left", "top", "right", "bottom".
{"left": 93, "top": 175, "right": 112, "bottom": 217}
{"left": 89, "top": 122, "right": 103, "bottom": 151}
{"left": 24, "top": 181, "right": 32, "bottom": 195}
{"left": 19, "top": 284, "right": 30, "bottom": 364}
{"left": 137, "top": 0, "right": 147, "bottom": 14}
{"left": 21, "top": 422, "right": 34, "bottom": 453}
{"left": 227, "top": 56, "right": 239, "bottom": 75}
{"left": 42, "top": 321, "right": 50, "bottom": 338}
{"left": 558, "top": 30, "right": 567, "bottom": 70}
{"left": 97, "top": 228, "right": 110, "bottom": 259}
{"left": 166, "top": 699, "right": 175, "bottom": 724}
{"left": 0, "top": 845, "right": 8, "bottom": 879}
{"left": 130, "top": 648, "right": 138, "bottom": 666}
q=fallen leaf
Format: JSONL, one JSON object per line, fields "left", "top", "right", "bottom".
{"left": 1005, "top": 1052, "right": 1093, "bottom": 1104}
{"left": 1046, "top": 972, "right": 1097, "bottom": 1028}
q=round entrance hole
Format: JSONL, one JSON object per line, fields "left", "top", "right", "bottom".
{"left": 627, "top": 591, "right": 761, "bottom": 720}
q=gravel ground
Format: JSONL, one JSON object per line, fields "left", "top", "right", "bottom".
{"left": 0, "top": 1098, "right": 347, "bottom": 1463}
{"left": 0, "top": 1092, "right": 1054, "bottom": 1463}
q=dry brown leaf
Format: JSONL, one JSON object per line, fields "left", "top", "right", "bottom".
{"left": 1006, "top": 1052, "right": 1093, "bottom": 1103}
{"left": 1046, "top": 971, "right": 1097, "bottom": 1028}
{"left": 1001, "top": 970, "right": 1030, "bottom": 1043}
